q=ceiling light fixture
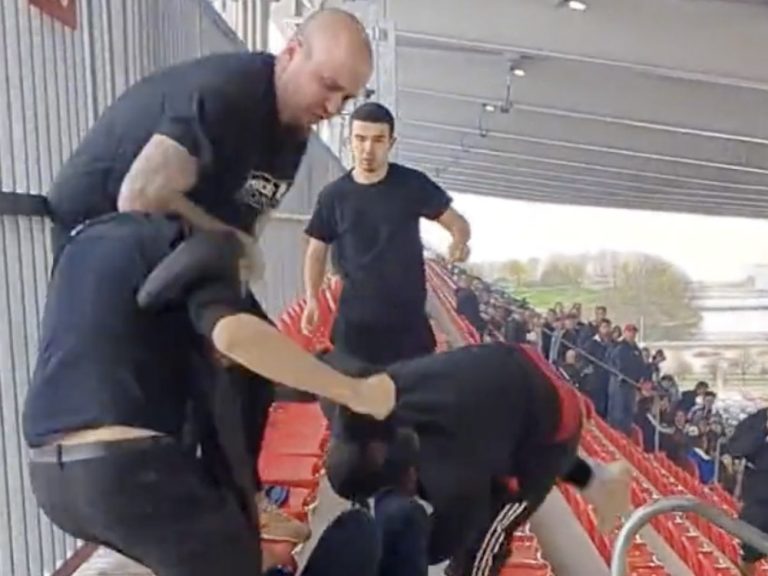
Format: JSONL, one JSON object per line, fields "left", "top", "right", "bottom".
{"left": 512, "top": 68, "right": 526, "bottom": 78}
{"left": 482, "top": 103, "right": 497, "bottom": 113}
{"left": 567, "top": 1, "right": 587, "bottom": 11}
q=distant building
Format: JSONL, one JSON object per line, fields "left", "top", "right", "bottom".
{"left": 750, "top": 264, "right": 768, "bottom": 291}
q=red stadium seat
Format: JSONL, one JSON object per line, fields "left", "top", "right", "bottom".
{"left": 258, "top": 453, "right": 323, "bottom": 489}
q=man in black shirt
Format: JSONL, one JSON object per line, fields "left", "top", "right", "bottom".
{"left": 45, "top": 8, "right": 374, "bottom": 541}
{"left": 48, "top": 9, "right": 372, "bottom": 248}
{"left": 24, "top": 214, "right": 395, "bottom": 576}
{"left": 320, "top": 344, "right": 631, "bottom": 576}
{"left": 301, "top": 102, "right": 471, "bottom": 365}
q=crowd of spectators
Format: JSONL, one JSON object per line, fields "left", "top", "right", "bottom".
{"left": 448, "top": 264, "right": 753, "bottom": 494}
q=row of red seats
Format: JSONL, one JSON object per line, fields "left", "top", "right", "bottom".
{"left": 585, "top": 427, "right": 739, "bottom": 576}
{"left": 425, "top": 262, "right": 553, "bottom": 576}
{"left": 426, "top": 257, "right": 768, "bottom": 576}
{"left": 427, "top": 259, "right": 675, "bottom": 574}
{"left": 259, "top": 299, "right": 334, "bottom": 569}
{"left": 559, "top": 483, "right": 669, "bottom": 575}
{"left": 592, "top": 418, "right": 757, "bottom": 570}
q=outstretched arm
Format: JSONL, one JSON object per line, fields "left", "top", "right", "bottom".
{"left": 138, "top": 230, "right": 395, "bottom": 420}
{"left": 211, "top": 313, "right": 394, "bottom": 419}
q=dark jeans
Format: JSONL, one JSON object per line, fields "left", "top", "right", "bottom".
{"left": 185, "top": 291, "right": 275, "bottom": 493}
{"left": 583, "top": 374, "right": 609, "bottom": 419}
{"left": 331, "top": 313, "right": 436, "bottom": 366}
{"left": 374, "top": 490, "right": 430, "bottom": 576}
{"left": 30, "top": 439, "right": 392, "bottom": 576}
{"left": 30, "top": 440, "right": 262, "bottom": 576}
{"left": 447, "top": 436, "right": 584, "bottom": 576}
{"left": 238, "top": 291, "right": 276, "bottom": 490}
{"left": 608, "top": 380, "right": 636, "bottom": 436}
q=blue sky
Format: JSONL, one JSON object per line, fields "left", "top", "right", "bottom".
{"left": 421, "top": 192, "right": 768, "bottom": 282}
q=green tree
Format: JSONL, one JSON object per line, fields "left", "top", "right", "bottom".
{"left": 500, "top": 259, "right": 529, "bottom": 287}
{"left": 525, "top": 258, "right": 541, "bottom": 283}
{"left": 539, "top": 256, "right": 587, "bottom": 287}
{"left": 604, "top": 253, "right": 701, "bottom": 341}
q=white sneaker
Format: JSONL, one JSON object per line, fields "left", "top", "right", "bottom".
{"left": 582, "top": 460, "right": 632, "bottom": 534}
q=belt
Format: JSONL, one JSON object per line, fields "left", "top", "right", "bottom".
{"left": 29, "top": 435, "right": 175, "bottom": 464}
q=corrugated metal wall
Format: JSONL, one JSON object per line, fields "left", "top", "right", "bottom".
{"left": 255, "top": 133, "right": 346, "bottom": 316}
{"left": 0, "top": 1, "right": 343, "bottom": 575}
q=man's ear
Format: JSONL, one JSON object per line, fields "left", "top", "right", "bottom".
{"left": 389, "top": 135, "right": 397, "bottom": 151}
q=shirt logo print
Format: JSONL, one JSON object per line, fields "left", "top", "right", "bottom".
{"left": 237, "top": 171, "right": 292, "bottom": 213}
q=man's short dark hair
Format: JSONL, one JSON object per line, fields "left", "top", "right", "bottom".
{"left": 351, "top": 102, "right": 395, "bottom": 136}
{"left": 596, "top": 306, "right": 607, "bottom": 313}
{"left": 598, "top": 318, "right": 612, "bottom": 328}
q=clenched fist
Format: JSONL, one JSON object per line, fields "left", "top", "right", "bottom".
{"left": 447, "top": 241, "right": 470, "bottom": 263}
{"left": 346, "top": 373, "right": 397, "bottom": 421}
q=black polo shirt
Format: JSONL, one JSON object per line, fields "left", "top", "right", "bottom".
{"left": 22, "top": 213, "right": 242, "bottom": 447}
{"left": 47, "top": 52, "right": 307, "bottom": 236}
{"left": 305, "top": 164, "right": 451, "bottom": 326}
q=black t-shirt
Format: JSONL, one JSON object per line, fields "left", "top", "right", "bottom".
{"left": 22, "top": 213, "right": 243, "bottom": 447}
{"left": 47, "top": 52, "right": 307, "bottom": 235}
{"left": 305, "top": 164, "right": 451, "bottom": 325}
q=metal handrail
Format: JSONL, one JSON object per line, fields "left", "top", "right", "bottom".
{"left": 610, "top": 496, "right": 768, "bottom": 576}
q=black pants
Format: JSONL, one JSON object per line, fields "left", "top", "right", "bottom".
{"left": 331, "top": 313, "right": 436, "bottom": 366}
{"left": 739, "top": 501, "right": 768, "bottom": 564}
{"left": 451, "top": 436, "right": 584, "bottom": 576}
{"left": 30, "top": 439, "right": 262, "bottom": 576}
{"left": 374, "top": 489, "right": 430, "bottom": 576}
{"left": 193, "top": 291, "right": 275, "bottom": 492}
{"left": 30, "top": 439, "right": 394, "bottom": 576}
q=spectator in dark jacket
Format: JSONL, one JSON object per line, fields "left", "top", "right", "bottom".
{"left": 582, "top": 318, "right": 612, "bottom": 418}
{"left": 677, "top": 380, "right": 709, "bottom": 415}
{"left": 454, "top": 275, "right": 485, "bottom": 335}
{"left": 688, "top": 390, "right": 720, "bottom": 427}
{"left": 558, "top": 349, "right": 583, "bottom": 389}
{"left": 607, "top": 324, "right": 649, "bottom": 435}
{"left": 635, "top": 395, "right": 674, "bottom": 453}
{"left": 549, "top": 314, "right": 579, "bottom": 364}
{"left": 657, "top": 374, "right": 680, "bottom": 406}
{"left": 610, "top": 325, "right": 622, "bottom": 346}
{"left": 541, "top": 309, "right": 557, "bottom": 362}
{"left": 578, "top": 305, "right": 607, "bottom": 347}
{"left": 503, "top": 309, "right": 529, "bottom": 344}
{"left": 663, "top": 409, "right": 692, "bottom": 469}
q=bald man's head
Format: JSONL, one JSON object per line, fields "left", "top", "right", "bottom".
{"left": 298, "top": 8, "right": 372, "bottom": 63}
{"left": 274, "top": 8, "right": 373, "bottom": 131}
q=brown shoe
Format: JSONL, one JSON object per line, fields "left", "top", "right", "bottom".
{"left": 257, "top": 492, "right": 312, "bottom": 544}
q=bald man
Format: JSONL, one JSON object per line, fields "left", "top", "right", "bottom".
{"left": 45, "top": 8, "right": 373, "bottom": 544}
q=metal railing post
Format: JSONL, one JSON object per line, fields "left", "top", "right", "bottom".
{"left": 611, "top": 496, "right": 768, "bottom": 576}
